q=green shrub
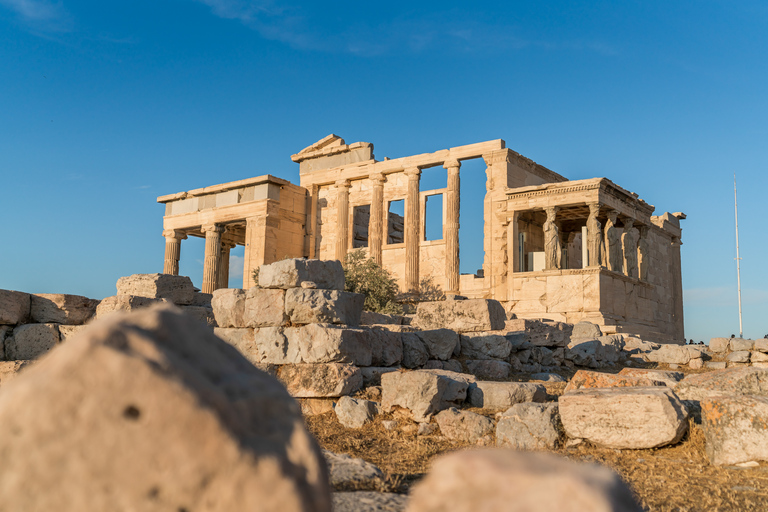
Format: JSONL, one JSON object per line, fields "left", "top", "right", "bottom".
{"left": 343, "top": 249, "right": 402, "bottom": 314}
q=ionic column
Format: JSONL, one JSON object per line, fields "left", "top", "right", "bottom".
{"left": 335, "top": 179, "right": 351, "bottom": 261}
{"left": 369, "top": 173, "right": 385, "bottom": 265}
{"left": 443, "top": 159, "right": 461, "bottom": 294}
{"left": 218, "top": 242, "right": 234, "bottom": 290}
{"left": 202, "top": 224, "right": 225, "bottom": 294}
{"left": 162, "top": 229, "right": 187, "bottom": 275}
{"left": 405, "top": 167, "right": 421, "bottom": 294}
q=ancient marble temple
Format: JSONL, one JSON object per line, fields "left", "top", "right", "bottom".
{"left": 157, "top": 135, "right": 686, "bottom": 342}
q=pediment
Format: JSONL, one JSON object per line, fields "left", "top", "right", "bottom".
{"left": 297, "top": 134, "right": 346, "bottom": 155}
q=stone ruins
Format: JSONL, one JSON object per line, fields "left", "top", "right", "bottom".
{"left": 158, "top": 134, "right": 686, "bottom": 343}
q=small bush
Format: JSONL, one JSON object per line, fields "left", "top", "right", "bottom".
{"left": 343, "top": 249, "right": 402, "bottom": 314}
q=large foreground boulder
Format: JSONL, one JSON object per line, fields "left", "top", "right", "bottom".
{"left": 559, "top": 387, "right": 688, "bottom": 449}
{"left": 405, "top": 449, "right": 642, "bottom": 512}
{"left": 0, "top": 305, "right": 331, "bottom": 512}
{"left": 701, "top": 395, "right": 768, "bottom": 466}
{"left": 413, "top": 299, "right": 506, "bottom": 333}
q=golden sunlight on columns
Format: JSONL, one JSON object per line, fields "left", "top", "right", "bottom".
{"left": 443, "top": 159, "right": 461, "bottom": 294}
{"left": 335, "top": 179, "right": 351, "bottom": 261}
{"left": 369, "top": 173, "right": 385, "bottom": 266}
{"left": 405, "top": 167, "right": 421, "bottom": 294}
{"left": 202, "top": 224, "right": 225, "bottom": 294}
{"left": 162, "top": 229, "right": 186, "bottom": 275}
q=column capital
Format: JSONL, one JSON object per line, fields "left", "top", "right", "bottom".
{"left": 201, "top": 223, "right": 226, "bottom": 234}
{"left": 544, "top": 206, "right": 559, "bottom": 217}
{"left": 587, "top": 202, "right": 601, "bottom": 213}
{"left": 443, "top": 159, "right": 461, "bottom": 171}
{"left": 162, "top": 229, "right": 187, "bottom": 240}
{"left": 370, "top": 172, "right": 385, "bottom": 184}
{"left": 404, "top": 167, "right": 421, "bottom": 179}
{"left": 335, "top": 179, "right": 351, "bottom": 189}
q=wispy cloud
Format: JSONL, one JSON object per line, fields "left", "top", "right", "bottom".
{"left": 229, "top": 254, "right": 244, "bottom": 279}
{"left": 684, "top": 286, "right": 768, "bottom": 306}
{"left": 194, "top": 1, "right": 619, "bottom": 57}
{"left": 0, "top": 0, "right": 72, "bottom": 32}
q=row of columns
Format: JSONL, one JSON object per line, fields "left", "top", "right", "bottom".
{"left": 332, "top": 160, "right": 462, "bottom": 295}
{"left": 163, "top": 224, "right": 235, "bottom": 294}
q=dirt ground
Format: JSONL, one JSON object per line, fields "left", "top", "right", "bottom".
{"left": 306, "top": 369, "right": 768, "bottom": 511}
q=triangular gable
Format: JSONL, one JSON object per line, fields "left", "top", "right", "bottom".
{"left": 297, "top": 134, "right": 346, "bottom": 155}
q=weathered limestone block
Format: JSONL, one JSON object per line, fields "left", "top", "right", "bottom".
{"left": 420, "top": 369, "right": 476, "bottom": 399}
{"left": 618, "top": 368, "right": 684, "bottom": 387}
{"left": 413, "top": 299, "right": 505, "bottom": 333}
{"left": 189, "top": 292, "right": 213, "bottom": 307}
{"left": 5, "top": 323, "right": 60, "bottom": 360}
{"left": 30, "top": 293, "right": 99, "bottom": 325}
{"left": 559, "top": 387, "right": 688, "bottom": 449}
{"left": 705, "top": 361, "right": 727, "bottom": 370}
{"left": 709, "top": 337, "right": 730, "bottom": 353}
{"left": 754, "top": 338, "right": 768, "bottom": 353}
{"left": 368, "top": 327, "right": 403, "bottom": 367}
{"left": 623, "top": 337, "right": 659, "bottom": 354}
{"left": 0, "top": 290, "right": 31, "bottom": 325}
{"left": 402, "top": 333, "right": 429, "bottom": 368}
{"left": 360, "top": 311, "right": 402, "bottom": 325}
{"left": 435, "top": 407, "right": 494, "bottom": 443}
{"left": 416, "top": 329, "right": 459, "bottom": 361}
{"left": 115, "top": 273, "right": 195, "bottom": 305}
{"left": 334, "top": 396, "right": 378, "bottom": 428}
{"left": 727, "top": 350, "right": 750, "bottom": 363}
{"left": 215, "top": 327, "right": 302, "bottom": 365}
{"left": 730, "top": 338, "right": 754, "bottom": 352}
{"left": 0, "top": 325, "right": 8, "bottom": 358}
{"left": 496, "top": 403, "right": 561, "bottom": 450}
{"left": 333, "top": 492, "right": 407, "bottom": 512}
{"left": 565, "top": 338, "right": 600, "bottom": 367}
{"left": 285, "top": 289, "right": 364, "bottom": 326}
{"left": 360, "top": 366, "right": 400, "bottom": 386}
{"left": 299, "top": 398, "right": 335, "bottom": 416}
{"left": 278, "top": 363, "right": 362, "bottom": 398}
{"left": 405, "top": 449, "right": 642, "bottom": 512}
{"left": 674, "top": 367, "right": 768, "bottom": 401}
{"left": 95, "top": 295, "right": 169, "bottom": 319}
{"left": 701, "top": 395, "right": 768, "bottom": 466}
{"left": 459, "top": 332, "right": 512, "bottom": 360}
{"left": 645, "top": 344, "right": 691, "bottom": 365}
{"left": 465, "top": 360, "right": 511, "bottom": 380}
{"left": 689, "top": 357, "right": 704, "bottom": 370}
{"left": 751, "top": 351, "right": 768, "bottom": 362}
{"left": 58, "top": 324, "right": 87, "bottom": 341}
{"left": 285, "top": 324, "right": 372, "bottom": 366}
{"left": 467, "top": 381, "right": 546, "bottom": 409}
{"left": 259, "top": 258, "right": 345, "bottom": 290}
{"left": 0, "top": 305, "right": 331, "bottom": 512}
{"left": 211, "top": 288, "right": 246, "bottom": 328}
{"left": 531, "top": 372, "right": 567, "bottom": 383}
{"left": 572, "top": 321, "right": 602, "bottom": 339}
{"left": 244, "top": 287, "right": 287, "bottom": 327}
{"left": 381, "top": 370, "right": 469, "bottom": 422}
{"left": 564, "top": 370, "right": 667, "bottom": 393}
{"left": 324, "top": 451, "right": 385, "bottom": 491}
{"left": 0, "top": 361, "right": 29, "bottom": 386}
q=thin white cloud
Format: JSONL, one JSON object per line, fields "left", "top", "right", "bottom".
{"left": 684, "top": 286, "right": 768, "bottom": 306}
{"left": 0, "top": 0, "right": 72, "bottom": 32}
{"left": 229, "top": 254, "right": 244, "bottom": 279}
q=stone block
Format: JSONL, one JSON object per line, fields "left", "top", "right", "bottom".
{"left": 189, "top": 292, "right": 212, "bottom": 307}
{"left": 459, "top": 332, "right": 512, "bottom": 360}
{"left": 334, "top": 396, "right": 378, "bottom": 428}
{"left": 564, "top": 370, "right": 667, "bottom": 393}
{"left": 284, "top": 289, "right": 364, "bottom": 326}
{"left": 58, "top": 324, "right": 87, "bottom": 341}
{"left": 730, "top": 338, "right": 754, "bottom": 352}
{"left": 360, "top": 366, "right": 400, "bottom": 386}
{"left": 465, "top": 360, "right": 511, "bottom": 380}
{"left": 751, "top": 351, "right": 768, "bottom": 362}
{"left": 530, "top": 372, "right": 566, "bottom": 383}
{"left": 402, "top": 333, "right": 429, "bottom": 368}
{"left": 689, "top": 357, "right": 704, "bottom": 369}
{"left": 215, "top": 327, "right": 301, "bottom": 365}
{"left": 726, "top": 350, "right": 750, "bottom": 363}
{"left": 467, "top": 381, "right": 546, "bottom": 409}
{"left": 705, "top": 361, "right": 727, "bottom": 370}
{"left": 244, "top": 287, "right": 287, "bottom": 327}
{"left": 95, "top": 295, "right": 169, "bottom": 319}
{"left": 496, "top": 403, "right": 561, "bottom": 450}
{"left": 674, "top": 367, "right": 768, "bottom": 401}
{"left": 369, "top": 327, "right": 403, "bottom": 367}
{"left": 278, "top": 363, "right": 362, "bottom": 398}
{"left": 360, "top": 311, "right": 402, "bottom": 325}
{"left": 623, "top": 337, "right": 659, "bottom": 354}
{"left": 416, "top": 329, "right": 459, "bottom": 361}
{"left": 559, "top": 387, "right": 688, "bottom": 449}
{"left": 618, "top": 368, "right": 684, "bottom": 387}
{"left": 324, "top": 450, "right": 385, "bottom": 491}
{"left": 0, "top": 361, "right": 29, "bottom": 386}
{"left": 0, "top": 290, "right": 30, "bottom": 325}
{"left": 180, "top": 305, "right": 215, "bottom": 327}
{"left": 5, "top": 323, "right": 60, "bottom": 360}
{"left": 381, "top": 370, "right": 469, "bottom": 422}
{"left": 434, "top": 407, "right": 494, "bottom": 443}
{"left": 211, "top": 288, "right": 246, "bottom": 328}
{"left": 413, "top": 299, "right": 506, "bottom": 333}
{"left": 405, "top": 449, "right": 642, "bottom": 512}
{"left": 701, "top": 395, "right": 768, "bottom": 466}
{"left": 285, "top": 324, "right": 372, "bottom": 366}
{"left": 645, "top": 344, "right": 691, "bottom": 365}
{"left": 30, "top": 294, "right": 98, "bottom": 325}
{"left": 0, "top": 305, "right": 330, "bottom": 511}
{"left": 565, "top": 338, "right": 600, "bottom": 367}
{"left": 333, "top": 492, "right": 407, "bottom": 512}
{"left": 115, "top": 273, "right": 195, "bottom": 305}
{"left": 259, "top": 258, "right": 345, "bottom": 290}
{"left": 572, "top": 321, "right": 602, "bottom": 339}
{"left": 709, "top": 337, "right": 730, "bottom": 353}
{"left": 299, "top": 398, "right": 335, "bottom": 416}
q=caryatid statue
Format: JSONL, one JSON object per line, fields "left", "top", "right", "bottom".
{"left": 604, "top": 210, "right": 623, "bottom": 273}
{"left": 543, "top": 206, "right": 561, "bottom": 270}
{"left": 623, "top": 217, "right": 640, "bottom": 279}
{"left": 586, "top": 202, "right": 604, "bottom": 267}
{"left": 638, "top": 225, "right": 650, "bottom": 281}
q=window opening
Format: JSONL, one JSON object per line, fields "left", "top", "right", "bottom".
{"left": 424, "top": 194, "right": 444, "bottom": 241}
{"left": 387, "top": 199, "right": 405, "bottom": 244}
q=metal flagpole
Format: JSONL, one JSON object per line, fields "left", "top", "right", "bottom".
{"left": 734, "top": 174, "right": 743, "bottom": 338}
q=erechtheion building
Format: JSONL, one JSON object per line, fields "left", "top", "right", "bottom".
{"left": 158, "top": 135, "right": 685, "bottom": 342}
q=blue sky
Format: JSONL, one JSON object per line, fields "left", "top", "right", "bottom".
{"left": 1, "top": 1, "right": 766, "bottom": 341}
